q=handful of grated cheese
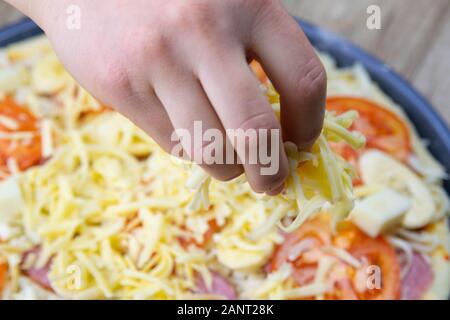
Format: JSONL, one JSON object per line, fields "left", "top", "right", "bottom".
{"left": 186, "top": 81, "right": 366, "bottom": 234}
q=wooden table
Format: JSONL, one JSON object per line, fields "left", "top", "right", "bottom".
{"left": 1, "top": 0, "right": 449, "bottom": 125}
{"left": 283, "top": 0, "right": 450, "bottom": 125}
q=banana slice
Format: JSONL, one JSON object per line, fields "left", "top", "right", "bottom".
{"left": 32, "top": 53, "right": 72, "bottom": 94}
{"left": 0, "top": 176, "right": 24, "bottom": 225}
{"left": 216, "top": 235, "right": 274, "bottom": 270}
{"left": 429, "top": 184, "right": 450, "bottom": 222}
{"left": 216, "top": 202, "right": 276, "bottom": 270}
{"left": 351, "top": 188, "right": 411, "bottom": 237}
{"left": 0, "top": 65, "right": 30, "bottom": 93}
{"left": 6, "top": 36, "right": 51, "bottom": 62}
{"left": 359, "top": 150, "right": 435, "bottom": 229}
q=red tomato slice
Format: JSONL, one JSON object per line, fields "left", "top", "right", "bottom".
{"left": 202, "top": 219, "right": 219, "bottom": 245}
{"left": 330, "top": 279, "right": 359, "bottom": 300}
{"left": 0, "top": 97, "right": 42, "bottom": 174}
{"left": 349, "top": 239, "right": 401, "bottom": 300}
{"left": 179, "top": 219, "right": 220, "bottom": 249}
{"left": 0, "top": 260, "right": 7, "bottom": 294}
{"left": 327, "top": 97, "right": 412, "bottom": 163}
{"left": 269, "top": 214, "right": 332, "bottom": 288}
{"left": 269, "top": 214, "right": 401, "bottom": 300}
{"left": 334, "top": 222, "right": 401, "bottom": 300}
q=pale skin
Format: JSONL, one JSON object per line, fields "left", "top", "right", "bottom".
{"left": 7, "top": 0, "right": 326, "bottom": 195}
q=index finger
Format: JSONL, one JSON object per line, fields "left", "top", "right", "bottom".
{"left": 197, "top": 48, "right": 289, "bottom": 194}
{"left": 250, "top": 7, "right": 327, "bottom": 150}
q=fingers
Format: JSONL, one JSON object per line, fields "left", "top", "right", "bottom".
{"left": 197, "top": 48, "right": 289, "bottom": 194}
{"left": 117, "top": 90, "right": 177, "bottom": 154}
{"left": 250, "top": 7, "right": 327, "bottom": 150}
{"left": 153, "top": 66, "right": 244, "bottom": 181}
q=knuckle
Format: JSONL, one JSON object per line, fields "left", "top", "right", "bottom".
{"left": 146, "top": 33, "right": 168, "bottom": 59}
{"left": 168, "top": 0, "right": 215, "bottom": 31}
{"left": 238, "top": 111, "right": 280, "bottom": 132}
{"left": 234, "top": 112, "right": 281, "bottom": 166}
{"left": 94, "top": 57, "right": 131, "bottom": 99}
{"left": 295, "top": 57, "right": 327, "bottom": 102}
{"left": 126, "top": 29, "right": 167, "bottom": 64}
{"left": 190, "top": 138, "right": 217, "bottom": 163}
{"left": 292, "top": 58, "right": 327, "bottom": 145}
{"left": 251, "top": 0, "right": 283, "bottom": 28}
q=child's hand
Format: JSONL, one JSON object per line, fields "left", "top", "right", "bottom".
{"left": 14, "top": 0, "right": 326, "bottom": 194}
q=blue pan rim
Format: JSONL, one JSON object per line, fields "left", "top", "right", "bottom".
{"left": 299, "top": 19, "right": 450, "bottom": 136}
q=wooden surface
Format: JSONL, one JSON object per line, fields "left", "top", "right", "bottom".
{"left": 1, "top": 0, "right": 449, "bottom": 125}
{"left": 282, "top": 0, "right": 450, "bottom": 125}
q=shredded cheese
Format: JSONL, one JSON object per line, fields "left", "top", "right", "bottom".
{"left": 187, "top": 110, "right": 365, "bottom": 233}
{"left": 387, "top": 236, "right": 414, "bottom": 278}
{"left": 0, "top": 115, "right": 19, "bottom": 130}
{"left": 323, "top": 246, "right": 362, "bottom": 268}
{"left": 0, "top": 36, "right": 448, "bottom": 300}
{"left": 40, "top": 119, "right": 53, "bottom": 158}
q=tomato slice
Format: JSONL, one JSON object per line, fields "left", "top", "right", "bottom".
{"left": 333, "top": 222, "right": 401, "bottom": 300}
{"left": 327, "top": 97, "right": 412, "bottom": 163}
{"left": 269, "top": 214, "right": 332, "bottom": 288}
{"left": 0, "top": 97, "right": 42, "bottom": 174}
{"left": 349, "top": 239, "right": 401, "bottom": 300}
{"left": 179, "top": 219, "right": 220, "bottom": 249}
{"left": 269, "top": 214, "right": 401, "bottom": 300}
{"left": 0, "top": 260, "right": 7, "bottom": 294}
{"left": 202, "top": 219, "right": 219, "bottom": 245}
{"left": 270, "top": 214, "right": 331, "bottom": 271}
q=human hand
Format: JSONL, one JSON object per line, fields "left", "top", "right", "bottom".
{"left": 11, "top": 0, "right": 326, "bottom": 195}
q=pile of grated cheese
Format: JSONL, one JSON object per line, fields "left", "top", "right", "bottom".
{"left": 3, "top": 36, "right": 446, "bottom": 300}
{"left": 0, "top": 36, "right": 366, "bottom": 299}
